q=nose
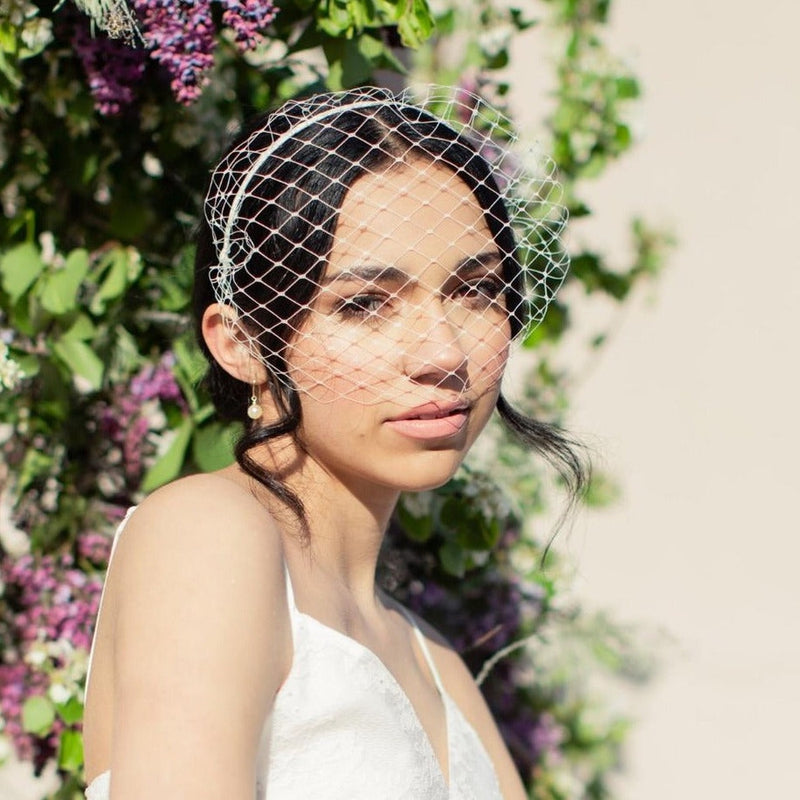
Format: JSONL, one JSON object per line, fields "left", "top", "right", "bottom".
{"left": 403, "top": 312, "right": 469, "bottom": 392}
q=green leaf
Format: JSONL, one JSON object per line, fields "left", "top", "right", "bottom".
{"left": 316, "top": 0, "right": 358, "bottom": 37}
{"left": 62, "top": 313, "right": 97, "bottom": 342}
{"left": 357, "top": 33, "right": 406, "bottom": 73}
{"left": 39, "top": 248, "right": 90, "bottom": 315}
{"left": 323, "top": 38, "right": 372, "bottom": 89}
{"left": 17, "top": 448, "right": 53, "bottom": 492}
{"left": 173, "top": 336, "right": 206, "bottom": 385}
{"left": 55, "top": 697, "right": 84, "bottom": 725}
{"left": 141, "top": 417, "right": 194, "bottom": 493}
{"left": 397, "top": 0, "right": 435, "bottom": 48}
{"left": 484, "top": 49, "right": 510, "bottom": 70}
{"left": 107, "top": 325, "right": 143, "bottom": 383}
{"left": 53, "top": 336, "right": 104, "bottom": 391}
{"left": 191, "top": 421, "right": 237, "bottom": 472}
{"left": 438, "top": 540, "right": 467, "bottom": 577}
{"left": 90, "top": 248, "right": 140, "bottom": 315}
{"left": 21, "top": 695, "right": 56, "bottom": 736}
{"left": 173, "top": 336, "right": 206, "bottom": 413}
{"left": 509, "top": 7, "right": 539, "bottom": 31}
{"left": 615, "top": 76, "right": 639, "bottom": 100}
{"left": 613, "top": 123, "right": 632, "bottom": 150}
{"left": 57, "top": 730, "right": 84, "bottom": 773}
{"left": 0, "top": 23, "right": 20, "bottom": 54}
{"left": 0, "top": 242, "right": 44, "bottom": 303}
{"left": 439, "top": 496, "right": 466, "bottom": 533}
{"left": 396, "top": 501, "right": 434, "bottom": 542}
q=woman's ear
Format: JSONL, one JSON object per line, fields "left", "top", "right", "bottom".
{"left": 201, "top": 303, "right": 268, "bottom": 384}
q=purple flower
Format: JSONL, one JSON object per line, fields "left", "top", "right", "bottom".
{"left": 78, "top": 531, "right": 113, "bottom": 565}
{"left": 0, "top": 550, "right": 104, "bottom": 769}
{"left": 74, "top": 22, "right": 147, "bottom": 115}
{"left": 134, "top": 0, "right": 216, "bottom": 105}
{"left": 531, "top": 712, "right": 566, "bottom": 762}
{"left": 92, "top": 352, "right": 187, "bottom": 495}
{"left": 220, "top": 0, "right": 277, "bottom": 51}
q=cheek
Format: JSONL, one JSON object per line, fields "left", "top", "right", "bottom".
{"left": 464, "top": 320, "right": 511, "bottom": 385}
{"left": 287, "top": 324, "right": 401, "bottom": 404}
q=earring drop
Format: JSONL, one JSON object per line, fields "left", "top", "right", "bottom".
{"left": 247, "top": 382, "right": 263, "bottom": 420}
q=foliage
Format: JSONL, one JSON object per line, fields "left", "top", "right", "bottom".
{"left": 0, "top": 1, "right": 670, "bottom": 798}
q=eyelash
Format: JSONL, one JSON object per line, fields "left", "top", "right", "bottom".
{"left": 335, "top": 293, "right": 389, "bottom": 319}
{"left": 454, "top": 277, "right": 505, "bottom": 307}
{"left": 334, "top": 278, "right": 505, "bottom": 321}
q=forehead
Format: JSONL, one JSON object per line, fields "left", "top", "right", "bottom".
{"left": 330, "top": 160, "right": 494, "bottom": 273}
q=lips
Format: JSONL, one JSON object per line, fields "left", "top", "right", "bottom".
{"left": 384, "top": 401, "right": 471, "bottom": 440}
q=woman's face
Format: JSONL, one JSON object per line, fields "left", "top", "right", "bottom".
{"left": 284, "top": 159, "right": 512, "bottom": 494}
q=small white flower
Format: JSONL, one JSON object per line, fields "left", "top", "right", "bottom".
{"left": 97, "top": 472, "right": 123, "bottom": 497}
{"left": 25, "top": 643, "right": 48, "bottom": 667}
{"left": 0, "top": 492, "right": 30, "bottom": 556}
{"left": 72, "top": 373, "right": 95, "bottom": 394}
{"left": 555, "top": 768, "right": 587, "bottom": 800}
{"left": 38, "top": 231, "right": 56, "bottom": 264}
{"left": 48, "top": 682, "right": 72, "bottom": 705}
{"left": 401, "top": 491, "right": 434, "bottom": 519}
{"left": 141, "top": 398, "right": 167, "bottom": 431}
{"left": 477, "top": 24, "right": 512, "bottom": 57}
{"left": 106, "top": 446, "right": 123, "bottom": 465}
{"left": 142, "top": 152, "right": 164, "bottom": 178}
{"left": 94, "top": 183, "right": 111, "bottom": 204}
{"left": 0, "top": 342, "right": 24, "bottom": 391}
{"left": 1, "top": 182, "right": 20, "bottom": 217}
{"left": 20, "top": 16, "right": 53, "bottom": 51}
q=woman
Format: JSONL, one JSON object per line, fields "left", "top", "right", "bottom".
{"left": 82, "top": 86, "right": 584, "bottom": 799}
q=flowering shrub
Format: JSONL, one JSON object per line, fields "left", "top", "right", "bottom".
{"left": 0, "top": 550, "right": 103, "bottom": 774}
{"left": 0, "top": 1, "right": 670, "bottom": 797}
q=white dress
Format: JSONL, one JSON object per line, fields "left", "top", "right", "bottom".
{"left": 84, "top": 513, "right": 504, "bottom": 800}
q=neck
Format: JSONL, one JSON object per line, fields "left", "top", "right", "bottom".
{"left": 245, "top": 442, "right": 399, "bottom": 604}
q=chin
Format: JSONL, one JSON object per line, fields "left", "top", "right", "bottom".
{"left": 382, "top": 452, "right": 466, "bottom": 493}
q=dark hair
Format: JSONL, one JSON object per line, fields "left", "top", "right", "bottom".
{"left": 193, "top": 88, "right": 588, "bottom": 533}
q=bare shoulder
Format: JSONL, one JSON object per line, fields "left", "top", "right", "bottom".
{"left": 100, "top": 472, "right": 292, "bottom": 797}
{"left": 113, "top": 471, "right": 284, "bottom": 584}
{"left": 109, "top": 469, "right": 290, "bottom": 673}
{"left": 408, "top": 612, "right": 528, "bottom": 800}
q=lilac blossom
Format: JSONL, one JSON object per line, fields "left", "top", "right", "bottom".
{"left": 531, "top": 712, "right": 566, "bottom": 762}
{"left": 95, "top": 352, "right": 186, "bottom": 490}
{"left": 74, "top": 21, "right": 147, "bottom": 115}
{"left": 0, "top": 550, "right": 103, "bottom": 770}
{"left": 134, "top": 0, "right": 216, "bottom": 105}
{"left": 77, "top": 530, "right": 113, "bottom": 565}
{"left": 220, "top": 0, "right": 278, "bottom": 52}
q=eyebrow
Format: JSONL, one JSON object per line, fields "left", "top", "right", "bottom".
{"left": 453, "top": 250, "right": 504, "bottom": 276}
{"left": 322, "top": 265, "right": 410, "bottom": 285}
{"left": 323, "top": 250, "right": 504, "bottom": 286}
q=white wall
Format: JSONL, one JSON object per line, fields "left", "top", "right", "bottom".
{"left": 511, "top": 1, "right": 800, "bottom": 797}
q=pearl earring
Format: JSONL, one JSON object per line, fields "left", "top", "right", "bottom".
{"left": 247, "top": 381, "right": 263, "bottom": 420}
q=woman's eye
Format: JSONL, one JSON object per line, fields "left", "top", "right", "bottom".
{"left": 336, "top": 294, "right": 388, "bottom": 319}
{"left": 455, "top": 278, "right": 505, "bottom": 307}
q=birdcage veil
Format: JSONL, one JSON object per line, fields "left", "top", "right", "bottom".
{"left": 202, "top": 84, "right": 569, "bottom": 408}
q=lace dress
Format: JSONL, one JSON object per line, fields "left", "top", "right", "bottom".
{"left": 84, "top": 515, "right": 503, "bottom": 800}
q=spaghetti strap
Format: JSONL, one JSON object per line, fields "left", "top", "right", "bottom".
{"left": 283, "top": 562, "right": 297, "bottom": 610}
{"left": 397, "top": 606, "right": 446, "bottom": 697}
{"left": 84, "top": 506, "right": 137, "bottom": 689}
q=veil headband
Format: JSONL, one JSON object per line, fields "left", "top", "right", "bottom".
{"left": 202, "top": 85, "right": 569, "bottom": 406}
